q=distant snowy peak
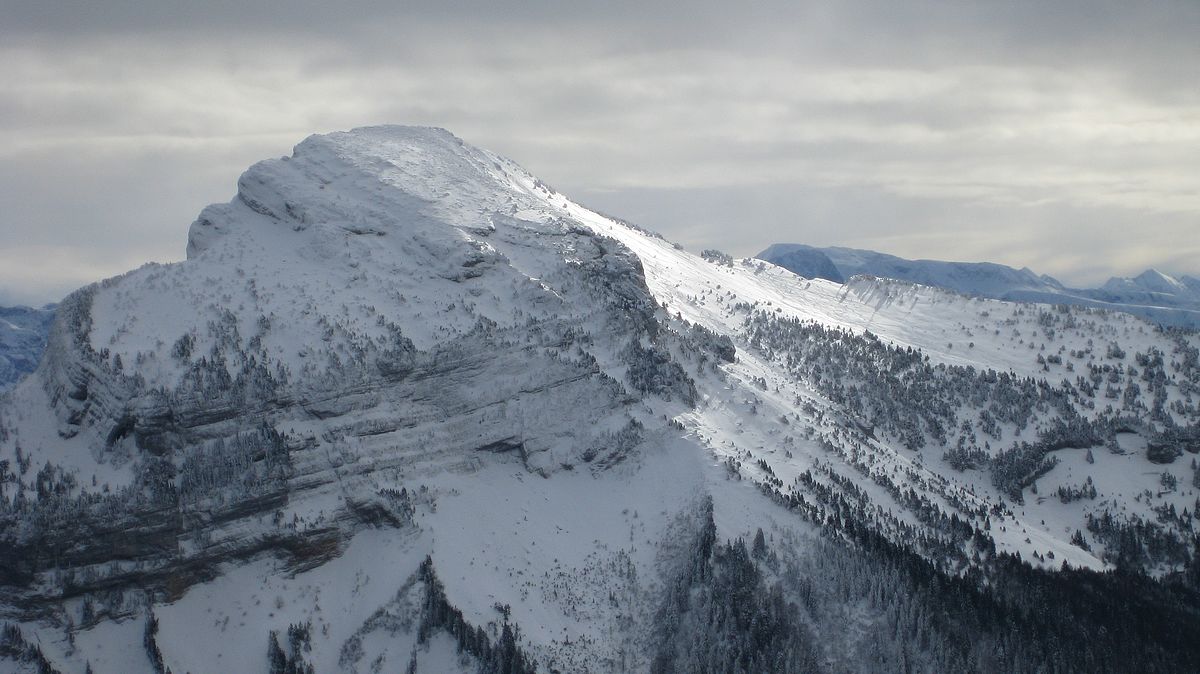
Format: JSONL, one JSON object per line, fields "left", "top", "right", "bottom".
{"left": 758, "top": 243, "right": 1200, "bottom": 328}
{"left": 0, "top": 303, "right": 55, "bottom": 392}
{"left": 1102, "top": 269, "right": 1189, "bottom": 295}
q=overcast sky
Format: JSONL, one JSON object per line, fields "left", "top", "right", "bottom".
{"left": 2, "top": 1, "right": 1198, "bottom": 305}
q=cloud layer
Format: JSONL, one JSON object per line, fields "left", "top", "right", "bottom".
{"left": 2, "top": 1, "right": 1198, "bottom": 303}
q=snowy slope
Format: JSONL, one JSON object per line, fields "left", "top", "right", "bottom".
{"left": 760, "top": 243, "right": 1200, "bottom": 328}
{"left": 1, "top": 127, "right": 1199, "bottom": 673}
{"left": 573, "top": 206, "right": 1200, "bottom": 572}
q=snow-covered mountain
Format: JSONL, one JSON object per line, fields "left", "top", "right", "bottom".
{"left": 2, "top": 127, "right": 1199, "bottom": 673}
{"left": 0, "top": 304, "right": 56, "bottom": 393}
{"left": 1090, "top": 269, "right": 1200, "bottom": 312}
{"left": 759, "top": 243, "right": 1200, "bottom": 328}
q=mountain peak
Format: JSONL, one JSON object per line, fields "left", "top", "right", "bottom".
{"left": 1100, "top": 267, "right": 1193, "bottom": 297}
{"left": 186, "top": 125, "right": 537, "bottom": 260}
{"left": 1135, "top": 268, "right": 1184, "bottom": 290}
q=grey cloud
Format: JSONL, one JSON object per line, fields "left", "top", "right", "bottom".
{"left": 8, "top": 2, "right": 1199, "bottom": 71}
{"left": 581, "top": 183, "right": 1199, "bottom": 287}
{"left": 1, "top": 1, "right": 1197, "bottom": 303}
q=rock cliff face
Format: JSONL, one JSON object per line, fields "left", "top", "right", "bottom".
{"left": 0, "top": 128, "right": 728, "bottom": 672}
{"left": 3, "top": 127, "right": 680, "bottom": 604}
{"left": 2, "top": 127, "right": 1200, "bottom": 673}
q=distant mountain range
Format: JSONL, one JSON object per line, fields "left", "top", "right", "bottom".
{"left": 758, "top": 243, "right": 1200, "bottom": 329}
{"left": 0, "top": 303, "right": 55, "bottom": 392}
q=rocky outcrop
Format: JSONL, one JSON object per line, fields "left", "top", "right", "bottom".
{"left": 0, "top": 127, "right": 703, "bottom": 620}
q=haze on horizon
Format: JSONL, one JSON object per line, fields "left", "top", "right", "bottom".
{"left": 2, "top": 0, "right": 1198, "bottom": 306}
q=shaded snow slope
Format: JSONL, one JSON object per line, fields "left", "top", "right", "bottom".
{"left": 0, "top": 304, "right": 55, "bottom": 393}
{"left": 2, "top": 127, "right": 1199, "bottom": 673}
